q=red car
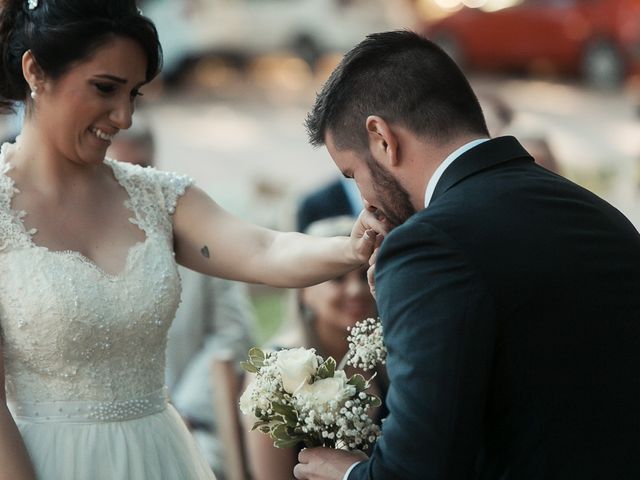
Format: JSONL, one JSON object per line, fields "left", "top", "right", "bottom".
{"left": 423, "top": 0, "right": 640, "bottom": 88}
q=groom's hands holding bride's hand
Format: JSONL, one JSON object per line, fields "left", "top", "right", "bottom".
{"left": 350, "top": 209, "right": 389, "bottom": 266}
{"left": 294, "top": 448, "right": 368, "bottom": 480}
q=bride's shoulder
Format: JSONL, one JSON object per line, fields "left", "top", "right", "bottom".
{"left": 105, "top": 158, "right": 194, "bottom": 213}
{"left": 105, "top": 158, "right": 192, "bottom": 190}
{"left": 104, "top": 157, "right": 149, "bottom": 180}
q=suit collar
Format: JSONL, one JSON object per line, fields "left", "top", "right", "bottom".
{"left": 430, "top": 136, "right": 533, "bottom": 205}
{"left": 424, "top": 138, "right": 489, "bottom": 207}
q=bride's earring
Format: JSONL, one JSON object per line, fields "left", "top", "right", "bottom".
{"left": 30, "top": 85, "right": 38, "bottom": 100}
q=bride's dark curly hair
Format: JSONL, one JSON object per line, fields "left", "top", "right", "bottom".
{"left": 0, "top": 0, "right": 162, "bottom": 113}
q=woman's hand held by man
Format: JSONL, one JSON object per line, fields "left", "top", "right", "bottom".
{"left": 349, "top": 209, "right": 389, "bottom": 266}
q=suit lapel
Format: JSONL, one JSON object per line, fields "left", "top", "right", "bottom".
{"left": 430, "top": 136, "right": 533, "bottom": 204}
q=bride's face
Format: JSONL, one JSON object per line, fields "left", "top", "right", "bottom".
{"left": 302, "top": 266, "right": 376, "bottom": 332}
{"left": 31, "top": 36, "right": 148, "bottom": 166}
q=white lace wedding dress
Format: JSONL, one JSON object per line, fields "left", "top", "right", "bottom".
{"left": 0, "top": 143, "right": 216, "bottom": 479}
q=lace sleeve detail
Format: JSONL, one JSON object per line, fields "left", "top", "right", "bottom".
{"left": 105, "top": 159, "right": 194, "bottom": 234}
{"left": 155, "top": 169, "right": 194, "bottom": 215}
{"left": 0, "top": 145, "right": 34, "bottom": 252}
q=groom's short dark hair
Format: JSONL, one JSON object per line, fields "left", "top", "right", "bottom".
{"left": 306, "top": 30, "right": 489, "bottom": 151}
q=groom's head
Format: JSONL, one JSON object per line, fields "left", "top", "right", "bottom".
{"left": 306, "top": 30, "right": 489, "bottom": 226}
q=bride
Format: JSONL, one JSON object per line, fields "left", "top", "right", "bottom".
{"left": 0, "top": 1, "right": 386, "bottom": 479}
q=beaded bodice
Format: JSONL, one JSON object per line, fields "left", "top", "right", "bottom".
{"left": 0, "top": 144, "right": 193, "bottom": 404}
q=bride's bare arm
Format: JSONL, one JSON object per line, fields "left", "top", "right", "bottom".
{"left": 172, "top": 186, "right": 387, "bottom": 287}
{"left": 0, "top": 347, "right": 36, "bottom": 480}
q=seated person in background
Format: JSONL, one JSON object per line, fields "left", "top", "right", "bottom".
{"left": 108, "top": 120, "right": 257, "bottom": 479}
{"left": 296, "top": 178, "right": 362, "bottom": 233}
{"left": 242, "top": 216, "right": 387, "bottom": 480}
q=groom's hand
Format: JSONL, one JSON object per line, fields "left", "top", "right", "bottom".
{"left": 367, "top": 234, "right": 384, "bottom": 298}
{"left": 367, "top": 247, "right": 378, "bottom": 299}
{"left": 294, "top": 448, "right": 367, "bottom": 480}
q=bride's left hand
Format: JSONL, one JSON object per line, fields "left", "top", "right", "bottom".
{"left": 350, "top": 209, "right": 390, "bottom": 264}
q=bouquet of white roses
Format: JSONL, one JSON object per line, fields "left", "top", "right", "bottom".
{"left": 239, "top": 347, "right": 381, "bottom": 450}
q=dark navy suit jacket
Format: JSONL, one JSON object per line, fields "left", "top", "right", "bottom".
{"left": 350, "top": 136, "right": 640, "bottom": 479}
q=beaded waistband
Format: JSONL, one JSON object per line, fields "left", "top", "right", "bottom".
{"left": 10, "top": 387, "right": 168, "bottom": 423}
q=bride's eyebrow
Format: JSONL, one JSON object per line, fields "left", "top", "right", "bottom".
{"left": 93, "top": 74, "right": 127, "bottom": 83}
{"left": 93, "top": 74, "right": 145, "bottom": 88}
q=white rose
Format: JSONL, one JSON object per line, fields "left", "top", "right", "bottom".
{"left": 276, "top": 348, "right": 319, "bottom": 394}
{"left": 295, "top": 371, "right": 356, "bottom": 405}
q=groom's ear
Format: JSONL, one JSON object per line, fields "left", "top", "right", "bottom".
{"left": 365, "top": 115, "right": 400, "bottom": 169}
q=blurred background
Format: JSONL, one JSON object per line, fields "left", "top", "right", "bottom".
{"left": 2, "top": 0, "right": 640, "bottom": 343}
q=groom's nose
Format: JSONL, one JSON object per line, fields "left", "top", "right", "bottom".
{"left": 363, "top": 197, "right": 375, "bottom": 211}
{"left": 363, "top": 198, "right": 386, "bottom": 223}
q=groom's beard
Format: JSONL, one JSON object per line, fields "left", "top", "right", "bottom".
{"left": 365, "top": 154, "right": 416, "bottom": 228}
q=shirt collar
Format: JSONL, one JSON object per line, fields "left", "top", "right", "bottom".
{"left": 424, "top": 138, "right": 489, "bottom": 208}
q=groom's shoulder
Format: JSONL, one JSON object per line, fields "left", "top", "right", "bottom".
{"left": 379, "top": 211, "right": 446, "bottom": 259}
{"left": 387, "top": 204, "right": 459, "bottom": 241}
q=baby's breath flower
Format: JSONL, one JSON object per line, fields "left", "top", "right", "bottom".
{"left": 346, "top": 317, "right": 386, "bottom": 371}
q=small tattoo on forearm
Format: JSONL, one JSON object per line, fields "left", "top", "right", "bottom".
{"left": 200, "top": 245, "right": 210, "bottom": 258}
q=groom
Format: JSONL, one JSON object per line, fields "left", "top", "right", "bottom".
{"left": 294, "top": 31, "right": 640, "bottom": 479}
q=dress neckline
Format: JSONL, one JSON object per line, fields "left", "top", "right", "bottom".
{"left": 0, "top": 141, "right": 150, "bottom": 280}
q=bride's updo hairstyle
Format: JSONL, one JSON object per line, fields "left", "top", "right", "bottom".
{"left": 0, "top": 0, "right": 162, "bottom": 113}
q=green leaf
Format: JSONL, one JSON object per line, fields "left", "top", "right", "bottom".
{"left": 324, "top": 357, "right": 336, "bottom": 377}
{"left": 248, "top": 347, "right": 265, "bottom": 367}
{"left": 271, "top": 423, "right": 290, "bottom": 440}
{"left": 317, "top": 357, "right": 336, "bottom": 379}
{"left": 272, "top": 403, "right": 298, "bottom": 427}
{"left": 369, "top": 395, "right": 382, "bottom": 408}
{"left": 317, "top": 365, "right": 328, "bottom": 379}
{"left": 348, "top": 374, "right": 366, "bottom": 391}
{"left": 250, "top": 420, "right": 270, "bottom": 431}
{"left": 240, "top": 361, "right": 258, "bottom": 373}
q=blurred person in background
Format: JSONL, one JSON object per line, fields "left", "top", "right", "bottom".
{"left": 517, "top": 134, "right": 559, "bottom": 174}
{"left": 479, "top": 92, "right": 560, "bottom": 174}
{"left": 295, "top": 30, "right": 640, "bottom": 480}
{"left": 243, "top": 216, "right": 387, "bottom": 480}
{"left": 108, "top": 118, "right": 257, "bottom": 480}
{"left": 296, "top": 178, "right": 362, "bottom": 233}
{"left": 0, "top": 102, "right": 23, "bottom": 144}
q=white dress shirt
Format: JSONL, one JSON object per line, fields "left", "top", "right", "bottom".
{"left": 341, "top": 138, "right": 488, "bottom": 480}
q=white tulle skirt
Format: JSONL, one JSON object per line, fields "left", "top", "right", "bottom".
{"left": 11, "top": 389, "right": 216, "bottom": 480}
